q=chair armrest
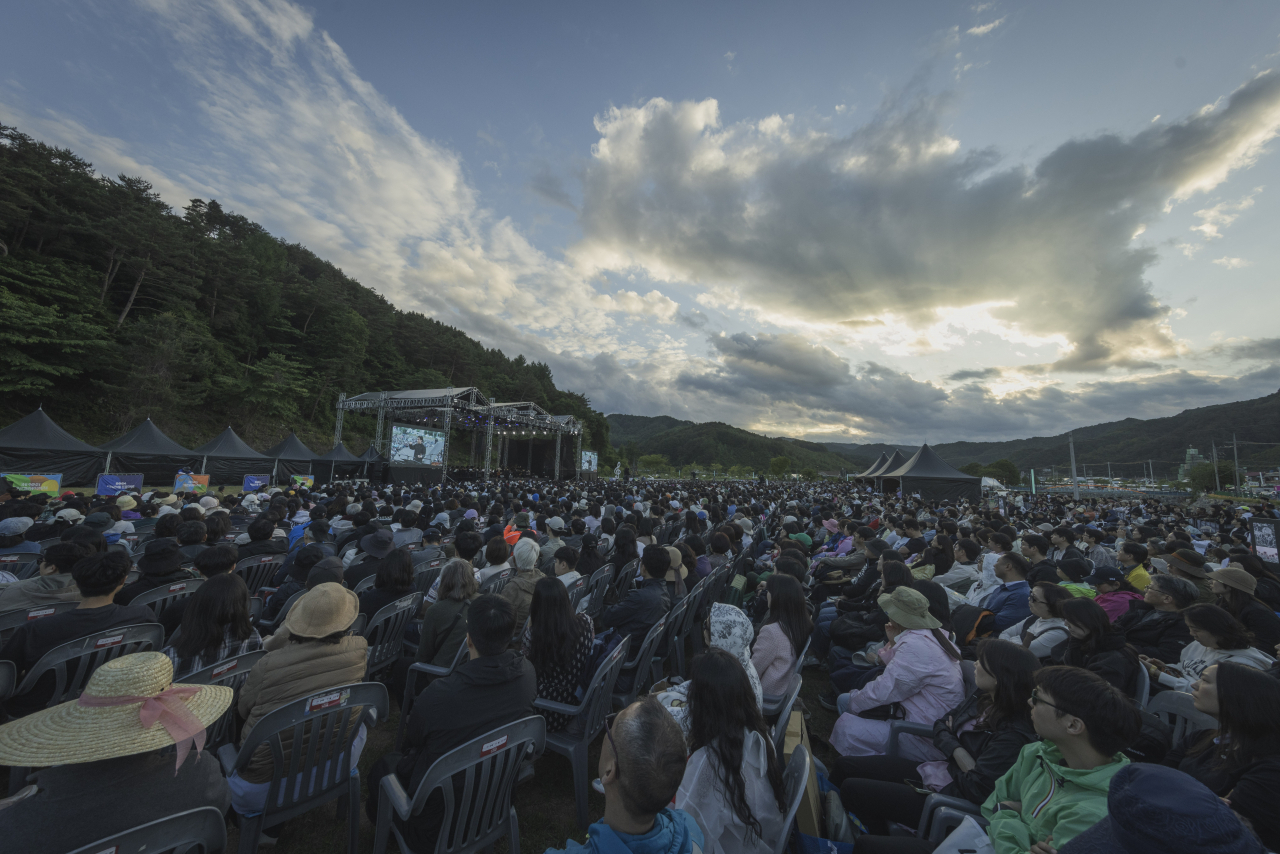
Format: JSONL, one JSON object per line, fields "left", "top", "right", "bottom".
{"left": 217, "top": 742, "right": 241, "bottom": 777}
{"left": 379, "top": 768, "right": 415, "bottom": 820}
{"left": 886, "top": 721, "right": 935, "bottom": 758}
{"left": 921, "top": 794, "right": 984, "bottom": 842}
{"left": 533, "top": 697, "right": 585, "bottom": 717}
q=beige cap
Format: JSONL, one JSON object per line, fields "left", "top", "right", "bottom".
{"left": 283, "top": 582, "right": 360, "bottom": 639}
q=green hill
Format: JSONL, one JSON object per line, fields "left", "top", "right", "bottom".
{"left": 822, "top": 391, "right": 1280, "bottom": 480}
{"left": 606, "top": 415, "right": 868, "bottom": 474}
{"left": 0, "top": 123, "right": 610, "bottom": 456}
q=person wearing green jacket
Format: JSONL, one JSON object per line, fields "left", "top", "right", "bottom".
{"left": 982, "top": 666, "right": 1141, "bottom": 854}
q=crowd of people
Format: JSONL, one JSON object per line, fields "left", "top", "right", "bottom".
{"left": 0, "top": 472, "right": 1278, "bottom": 854}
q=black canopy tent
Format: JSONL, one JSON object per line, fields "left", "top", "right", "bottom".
{"left": 100, "top": 419, "right": 202, "bottom": 483}
{"left": 856, "top": 452, "right": 890, "bottom": 480}
{"left": 264, "top": 432, "right": 318, "bottom": 481}
{"left": 873, "top": 449, "right": 911, "bottom": 492}
{"left": 357, "top": 444, "right": 386, "bottom": 480}
{"left": 0, "top": 408, "right": 106, "bottom": 486}
{"left": 881, "top": 444, "right": 981, "bottom": 503}
{"left": 194, "top": 427, "right": 272, "bottom": 486}
{"left": 313, "top": 442, "right": 363, "bottom": 484}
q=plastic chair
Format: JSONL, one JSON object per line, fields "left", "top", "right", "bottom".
{"left": 372, "top": 715, "right": 546, "bottom": 854}
{"left": 65, "top": 806, "right": 228, "bottom": 854}
{"left": 1145, "top": 690, "right": 1217, "bottom": 743}
{"left": 772, "top": 744, "right": 810, "bottom": 854}
{"left": 611, "top": 616, "right": 667, "bottom": 710}
{"left": 922, "top": 795, "right": 987, "bottom": 842}
{"left": 412, "top": 563, "right": 443, "bottom": 597}
{"left": 218, "top": 681, "right": 389, "bottom": 854}
{"left": 0, "top": 601, "right": 81, "bottom": 645}
{"left": 129, "top": 577, "right": 205, "bottom": 621}
{"left": 0, "top": 554, "right": 38, "bottom": 580}
{"left": 669, "top": 581, "right": 707, "bottom": 678}
{"left": 534, "top": 636, "right": 632, "bottom": 828}
{"left": 565, "top": 575, "right": 588, "bottom": 610}
{"left": 478, "top": 567, "right": 513, "bottom": 596}
{"left": 177, "top": 649, "right": 268, "bottom": 749}
{"left": 396, "top": 641, "right": 471, "bottom": 750}
{"left": 582, "top": 565, "right": 613, "bottom": 618}
{"left": 649, "top": 595, "right": 691, "bottom": 685}
{"left": 353, "top": 575, "right": 377, "bottom": 595}
{"left": 770, "top": 676, "right": 804, "bottom": 759}
{"left": 256, "top": 589, "right": 304, "bottom": 635}
{"left": 362, "top": 592, "right": 423, "bottom": 679}
{"left": 885, "top": 721, "right": 935, "bottom": 759}
{"left": 235, "top": 555, "right": 285, "bottom": 596}
{"left": 609, "top": 559, "right": 639, "bottom": 601}
{"left": 0, "top": 660, "right": 15, "bottom": 706}
{"left": 8, "top": 622, "right": 165, "bottom": 712}
{"left": 1134, "top": 663, "right": 1151, "bottom": 708}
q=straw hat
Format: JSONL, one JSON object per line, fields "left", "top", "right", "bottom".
{"left": 0, "top": 652, "right": 231, "bottom": 768}
{"left": 115, "top": 495, "right": 137, "bottom": 512}
{"left": 282, "top": 582, "right": 359, "bottom": 639}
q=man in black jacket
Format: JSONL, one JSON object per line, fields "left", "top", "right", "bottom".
{"left": 599, "top": 546, "right": 671, "bottom": 643}
{"left": 1115, "top": 574, "right": 1197, "bottom": 661}
{"left": 235, "top": 518, "right": 288, "bottom": 560}
{"left": 365, "top": 594, "right": 536, "bottom": 850}
{"left": 1018, "top": 534, "right": 1060, "bottom": 585}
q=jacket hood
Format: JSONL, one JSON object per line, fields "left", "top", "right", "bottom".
{"left": 1035, "top": 741, "right": 1129, "bottom": 795}
{"left": 458, "top": 650, "right": 531, "bottom": 688}
{"left": 586, "top": 808, "right": 702, "bottom": 854}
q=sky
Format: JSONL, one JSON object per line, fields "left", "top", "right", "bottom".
{"left": 5, "top": 0, "right": 1280, "bottom": 445}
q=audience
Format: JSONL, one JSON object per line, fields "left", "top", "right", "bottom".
{"left": 357, "top": 547, "right": 415, "bottom": 618}
{"left": 1210, "top": 566, "right": 1280, "bottom": 653}
{"left": 1113, "top": 573, "right": 1196, "bottom": 662}
{"left": 0, "top": 540, "right": 90, "bottom": 611}
{"left": 998, "top": 580, "right": 1072, "bottom": 660}
{"left": 1142, "top": 603, "right": 1275, "bottom": 692}
{"left": 598, "top": 544, "right": 671, "bottom": 646}
{"left": 523, "top": 576, "right": 595, "bottom": 732}
{"left": 162, "top": 572, "right": 262, "bottom": 678}
{"left": 1059, "top": 597, "right": 1143, "bottom": 698}
{"left": 751, "top": 573, "right": 811, "bottom": 696}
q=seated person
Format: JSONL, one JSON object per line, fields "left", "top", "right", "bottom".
{"left": 1141, "top": 604, "right": 1274, "bottom": 693}
{"left": 366, "top": 595, "right": 536, "bottom": 851}
{"left": 981, "top": 665, "right": 1140, "bottom": 854}
{"left": 162, "top": 572, "right": 262, "bottom": 678}
{"left": 675, "top": 647, "right": 785, "bottom": 854}
{"left": 1059, "top": 597, "right": 1143, "bottom": 699}
{"left": 546, "top": 696, "right": 703, "bottom": 854}
{"left": 1162, "top": 661, "right": 1280, "bottom": 851}
{"left": 598, "top": 545, "right": 671, "bottom": 644}
{"left": 658, "top": 603, "right": 764, "bottom": 737}
{"left": 0, "top": 652, "right": 232, "bottom": 853}
{"left": 751, "top": 573, "right": 811, "bottom": 697}
{"left": 116, "top": 539, "right": 200, "bottom": 606}
{"left": 261, "top": 544, "right": 327, "bottom": 625}
{"left": 175, "top": 520, "right": 209, "bottom": 561}
{"left": 0, "top": 540, "right": 91, "bottom": 612}
{"left": 357, "top": 548, "right": 415, "bottom": 618}
{"left": 0, "top": 551, "right": 157, "bottom": 717}
{"left": 998, "top": 581, "right": 1073, "bottom": 661}
{"left": 522, "top": 577, "right": 594, "bottom": 732}
{"left": 830, "top": 640, "right": 1039, "bottom": 853}
{"left": 236, "top": 517, "right": 288, "bottom": 559}
{"left": 1114, "top": 573, "right": 1196, "bottom": 662}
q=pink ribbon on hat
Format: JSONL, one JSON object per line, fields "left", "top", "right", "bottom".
{"left": 77, "top": 684, "right": 207, "bottom": 774}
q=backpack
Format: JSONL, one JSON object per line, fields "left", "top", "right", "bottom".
{"left": 1122, "top": 709, "right": 1174, "bottom": 764}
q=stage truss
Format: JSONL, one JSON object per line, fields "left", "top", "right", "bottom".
{"left": 334, "top": 388, "right": 583, "bottom": 482}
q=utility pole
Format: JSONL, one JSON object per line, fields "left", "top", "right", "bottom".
{"left": 1107, "top": 462, "right": 1112, "bottom": 482}
{"left": 1068, "top": 433, "right": 1081, "bottom": 500}
{"left": 1147, "top": 460, "right": 1153, "bottom": 485}
{"left": 1211, "top": 442, "right": 1221, "bottom": 493}
{"left": 1233, "top": 433, "right": 1240, "bottom": 493}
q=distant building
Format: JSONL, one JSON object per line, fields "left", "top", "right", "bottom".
{"left": 1177, "top": 447, "right": 1209, "bottom": 482}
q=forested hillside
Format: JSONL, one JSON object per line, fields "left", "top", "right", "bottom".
{"left": 0, "top": 124, "right": 610, "bottom": 456}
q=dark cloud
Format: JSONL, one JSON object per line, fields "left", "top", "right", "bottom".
{"left": 947, "top": 367, "right": 1002, "bottom": 381}
{"left": 1222, "top": 337, "right": 1280, "bottom": 361}
{"left": 528, "top": 164, "right": 577, "bottom": 211}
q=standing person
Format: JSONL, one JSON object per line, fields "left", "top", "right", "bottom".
{"left": 1058, "top": 597, "right": 1143, "bottom": 699}
{"left": 1209, "top": 566, "right": 1280, "bottom": 653}
{"left": 523, "top": 577, "right": 594, "bottom": 732}
{"left": 675, "top": 648, "right": 786, "bottom": 854}
{"left": 162, "top": 573, "right": 262, "bottom": 678}
{"left": 751, "top": 573, "right": 811, "bottom": 697}
{"left": 1141, "top": 604, "right": 1274, "bottom": 693}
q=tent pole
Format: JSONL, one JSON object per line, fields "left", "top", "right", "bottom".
{"left": 103, "top": 451, "right": 113, "bottom": 476}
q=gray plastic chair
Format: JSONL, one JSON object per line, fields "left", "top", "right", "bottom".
{"left": 256, "top": 589, "right": 304, "bottom": 635}
{"left": 177, "top": 649, "right": 268, "bottom": 750}
{"left": 0, "top": 555, "right": 39, "bottom": 580}
{"left": 582, "top": 565, "right": 614, "bottom": 619}
{"left": 478, "top": 567, "right": 513, "bottom": 596}
{"left": 218, "top": 681, "right": 389, "bottom": 854}
{"left": 235, "top": 555, "right": 285, "bottom": 596}
{"left": 762, "top": 637, "right": 810, "bottom": 717}
{"left": 129, "top": 577, "right": 205, "bottom": 622}
{"left": 65, "top": 806, "right": 227, "bottom": 854}
{"left": 669, "top": 580, "right": 708, "bottom": 678}
{"left": 534, "top": 636, "right": 632, "bottom": 828}
{"left": 770, "top": 675, "right": 804, "bottom": 759}
{"left": 565, "top": 575, "right": 588, "bottom": 610}
{"left": 373, "top": 715, "right": 546, "bottom": 854}
{"left": 397, "top": 641, "right": 470, "bottom": 750}
{"left": 362, "top": 592, "right": 424, "bottom": 679}
{"left": 611, "top": 616, "right": 668, "bottom": 710}
{"left": 8, "top": 622, "right": 165, "bottom": 712}
{"left": 772, "top": 744, "right": 810, "bottom": 854}
{"left": 649, "top": 595, "right": 691, "bottom": 685}
{"left": 609, "top": 559, "right": 639, "bottom": 601}
{"left": 412, "top": 563, "right": 444, "bottom": 597}
{"left": 0, "top": 601, "right": 81, "bottom": 645}
{"left": 353, "top": 575, "right": 377, "bottom": 595}
{"left": 1146, "top": 690, "right": 1217, "bottom": 742}
{"left": 1134, "top": 662, "right": 1151, "bottom": 708}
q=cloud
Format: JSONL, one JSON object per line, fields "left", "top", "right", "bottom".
{"left": 1221, "top": 338, "right": 1280, "bottom": 360}
{"left": 1212, "top": 256, "right": 1251, "bottom": 268}
{"left": 571, "top": 70, "right": 1280, "bottom": 374}
{"left": 1191, "top": 190, "right": 1258, "bottom": 239}
{"left": 948, "top": 367, "right": 1002, "bottom": 381}
{"left": 528, "top": 164, "right": 578, "bottom": 210}
{"left": 967, "top": 18, "right": 1005, "bottom": 36}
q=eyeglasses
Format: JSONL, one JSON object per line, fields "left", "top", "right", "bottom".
{"left": 604, "top": 711, "right": 621, "bottom": 778}
{"left": 1030, "top": 688, "right": 1063, "bottom": 713}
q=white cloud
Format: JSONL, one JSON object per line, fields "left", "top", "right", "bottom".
{"left": 1191, "top": 190, "right": 1259, "bottom": 238}
{"left": 1212, "top": 256, "right": 1251, "bottom": 268}
{"left": 967, "top": 18, "right": 1005, "bottom": 36}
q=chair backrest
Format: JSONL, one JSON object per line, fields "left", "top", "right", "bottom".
{"left": 412, "top": 563, "right": 443, "bottom": 597}
{"left": 771, "top": 676, "right": 804, "bottom": 757}
{"left": 1134, "top": 662, "right": 1151, "bottom": 708}
{"left": 65, "top": 806, "right": 227, "bottom": 854}
{"left": 0, "top": 601, "right": 82, "bottom": 645}
{"left": 177, "top": 649, "right": 269, "bottom": 748}
{"left": 655, "top": 595, "right": 691, "bottom": 659}
{"left": 773, "top": 744, "right": 810, "bottom": 854}
{"left": 620, "top": 615, "right": 667, "bottom": 697}
{"left": 235, "top": 555, "right": 285, "bottom": 596}
{"left": 960, "top": 660, "right": 976, "bottom": 697}
{"left": 583, "top": 565, "right": 614, "bottom": 618}
{"left": 478, "top": 567, "right": 513, "bottom": 596}
{"left": 0, "top": 554, "right": 39, "bottom": 579}
{"left": 409, "top": 716, "right": 547, "bottom": 853}
{"left": 129, "top": 577, "right": 205, "bottom": 620}
{"left": 565, "top": 575, "right": 589, "bottom": 609}
{"left": 363, "top": 592, "right": 423, "bottom": 676}
{"left": 397, "top": 640, "right": 471, "bottom": 750}
{"left": 578, "top": 636, "right": 632, "bottom": 743}
{"left": 610, "top": 559, "right": 639, "bottom": 599}
{"left": 228, "top": 682, "right": 389, "bottom": 822}
{"left": 13, "top": 623, "right": 165, "bottom": 710}
{"left": 260, "top": 589, "right": 305, "bottom": 634}
{"left": 0, "top": 659, "right": 15, "bottom": 705}
{"left": 1145, "top": 690, "right": 1218, "bottom": 743}
{"left": 353, "top": 575, "right": 376, "bottom": 595}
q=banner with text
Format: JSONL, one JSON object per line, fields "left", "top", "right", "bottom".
{"left": 242, "top": 474, "right": 271, "bottom": 493}
{"left": 1, "top": 473, "right": 64, "bottom": 494}
{"left": 174, "top": 473, "right": 211, "bottom": 494}
{"left": 96, "top": 473, "right": 144, "bottom": 496}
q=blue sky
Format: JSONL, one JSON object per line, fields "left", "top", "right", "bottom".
{"left": 5, "top": 0, "right": 1280, "bottom": 443}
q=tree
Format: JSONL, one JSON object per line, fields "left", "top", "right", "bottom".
{"left": 959, "top": 462, "right": 985, "bottom": 477}
{"left": 800, "top": 467, "right": 818, "bottom": 480}
{"left": 637, "top": 453, "right": 670, "bottom": 473}
{"left": 769, "top": 456, "right": 792, "bottom": 477}
{"left": 986, "top": 459, "right": 1021, "bottom": 486}
{"left": 1188, "top": 461, "right": 1235, "bottom": 494}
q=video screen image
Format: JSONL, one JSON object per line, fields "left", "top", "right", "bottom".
{"left": 390, "top": 424, "right": 446, "bottom": 465}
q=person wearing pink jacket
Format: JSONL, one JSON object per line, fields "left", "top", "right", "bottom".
{"left": 831, "top": 587, "right": 966, "bottom": 761}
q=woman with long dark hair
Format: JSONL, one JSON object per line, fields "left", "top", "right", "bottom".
{"left": 1059, "top": 597, "right": 1142, "bottom": 698}
{"left": 1210, "top": 566, "right": 1280, "bottom": 653}
{"left": 1143, "top": 603, "right": 1274, "bottom": 692}
{"left": 522, "top": 576, "right": 594, "bottom": 732}
{"left": 1167, "top": 661, "right": 1280, "bottom": 851}
{"left": 752, "top": 573, "right": 812, "bottom": 695}
{"left": 830, "top": 640, "right": 1039, "bottom": 849}
{"left": 610, "top": 525, "right": 640, "bottom": 577}
{"left": 162, "top": 573, "right": 262, "bottom": 678}
{"left": 675, "top": 647, "right": 786, "bottom": 854}
{"left": 576, "top": 532, "right": 604, "bottom": 579}
{"left": 359, "top": 548, "right": 415, "bottom": 618}
{"left": 1229, "top": 553, "right": 1280, "bottom": 611}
